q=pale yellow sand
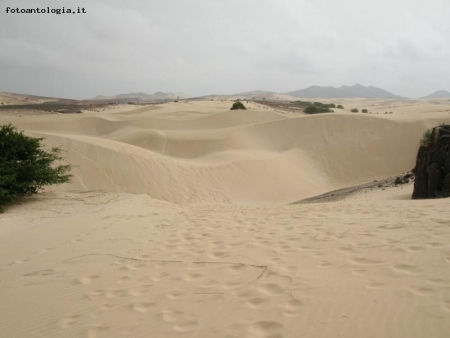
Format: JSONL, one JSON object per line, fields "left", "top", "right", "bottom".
{"left": 1, "top": 99, "right": 450, "bottom": 338}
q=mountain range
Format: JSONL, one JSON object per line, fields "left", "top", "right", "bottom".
{"left": 421, "top": 90, "right": 450, "bottom": 99}
{"left": 285, "top": 84, "right": 404, "bottom": 99}
{"left": 92, "top": 92, "right": 188, "bottom": 101}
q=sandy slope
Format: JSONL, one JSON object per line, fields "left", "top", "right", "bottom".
{"left": 1, "top": 99, "right": 450, "bottom": 338}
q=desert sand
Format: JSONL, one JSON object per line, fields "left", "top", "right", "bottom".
{"left": 1, "top": 98, "right": 450, "bottom": 338}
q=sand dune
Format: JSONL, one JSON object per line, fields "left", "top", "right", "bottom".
{"left": 1, "top": 99, "right": 450, "bottom": 338}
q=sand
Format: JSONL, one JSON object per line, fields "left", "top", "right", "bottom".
{"left": 1, "top": 98, "right": 450, "bottom": 338}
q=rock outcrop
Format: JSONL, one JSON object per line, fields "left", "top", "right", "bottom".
{"left": 412, "top": 124, "right": 450, "bottom": 199}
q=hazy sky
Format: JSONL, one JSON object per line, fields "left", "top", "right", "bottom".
{"left": 1, "top": 0, "right": 449, "bottom": 99}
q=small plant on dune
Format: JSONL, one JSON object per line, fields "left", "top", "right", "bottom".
{"left": 336, "top": 105, "right": 344, "bottom": 109}
{"left": 0, "top": 124, "right": 72, "bottom": 212}
{"left": 361, "top": 109, "right": 368, "bottom": 113}
{"left": 420, "top": 128, "right": 432, "bottom": 147}
{"left": 230, "top": 101, "right": 246, "bottom": 110}
{"left": 350, "top": 108, "right": 359, "bottom": 113}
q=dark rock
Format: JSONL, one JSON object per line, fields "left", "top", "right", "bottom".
{"left": 412, "top": 124, "right": 450, "bottom": 199}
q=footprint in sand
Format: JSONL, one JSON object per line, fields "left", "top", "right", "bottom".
{"left": 182, "top": 272, "right": 201, "bottom": 282}
{"left": 173, "top": 321, "right": 199, "bottom": 333}
{"left": 74, "top": 274, "right": 99, "bottom": 285}
{"left": 246, "top": 297, "right": 266, "bottom": 309}
{"left": 116, "top": 276, "right": 131, "bottom": 284}
{"left": 392, "top": 264, "right": 424, "bottom": 275}
{"left": 130, "top": 301, "right": 157, "bottom": 313}
{"left": 61, "top": 314, "right": 81, "bottom": 329}
{"left": 350, "top": 257, "right": 383, "bottom": 266}
{"left": 247, "top": 321, "right": 284, "bottom": 338}
{"left": 366, "top": 281, "right": 387, "bottom": 290}
{"left": 257, "top": 283, "right": 284, "bottom": 296}
{"left": 105, "top": 288, "right": 128, "bottom": 298}
{"left": 87, "top": 325, "right": 110, "bottom": 338}
{"left": 128, "top": 284, "right": 152, "bottom": 297}
{"left": 208, "top": 251, "right": 228, "bottom": 259}
{"left": 282, "top": 299, "right": 304, "bottom": 317}
{"left": 9, "top": 258, "right": 30, "bottom": 266}
{"left": 409, "top": 287, "right": 435, "bottom": 297}
{"left": 159, "top": 309, "right": 184, "bottom": 323}
{"left": 36, "top": 247, "right": 55, "bottom": 254}
{"left": 426, "top": 278, "right": 450, "bottom": 287}
{"left": 166, "top": 291, "right": 185, "bottom": 300}
{"left": 152, "top": 271, "right": 169, "bottom": 282}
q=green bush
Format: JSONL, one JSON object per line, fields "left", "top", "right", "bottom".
{"left": 304, "top": 105, "right": 333, "bottom": 114}
{"left": 350, "top": 108, "right": 359, "bottom": 113}
{"left": 336, "top": 105, "right": 344, "bottom": 109}
{"left": 0, "top": 124, "right": 72, "bottom": 212}
{"left": 361, "top": 109, "right": 368, "bottom": 113}
{"left": 230, "top": 101, "right": 246, "bottom": 110}
{"left": 420, "top": 128, "right": 432, "bottom": 147}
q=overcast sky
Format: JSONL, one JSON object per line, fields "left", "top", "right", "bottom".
{"left": 1, "top": 0, "right": 449, "bottom": 99}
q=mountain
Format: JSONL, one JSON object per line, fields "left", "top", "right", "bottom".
{"left": 421, "top": 90, "right": 450, "bottom": 99}
{"left": 92, "top": 92, "right": 188, "bottom": 101}
{"left": 286, "top": 84, "right": 404, "bottom": 99}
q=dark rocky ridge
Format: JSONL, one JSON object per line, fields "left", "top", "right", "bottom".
{"left": 412, "top": 124, "right": 450, "bottom": 199}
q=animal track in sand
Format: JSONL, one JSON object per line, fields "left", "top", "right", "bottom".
{"left": 61, "top": 314, "right": 80, "bottom": 328}
{"left": 173, "top": 321, "right": 199, "bottom": 333}
{"left": 350, "top": 257, "right": 383, "bottom": 266}
{"left": 392, "top": 264, "right": 424, "bottom": 275}
{"left": 257, "top": 283, "right": 284, "bottom": 296}
{"left": 74, "top": 274, "right": 99, "bottom": 285}
{"left": 247, "top": 321, "right": 284, "bottom": 338}
{"left": 130, "top": 301, "right": 157, "bottom": 313}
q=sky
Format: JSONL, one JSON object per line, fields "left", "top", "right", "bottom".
{"left": 1, "top": 0, "right": 449, "bottom": 99}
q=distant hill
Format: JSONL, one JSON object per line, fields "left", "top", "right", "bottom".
{"left": 286, "top": 84, "right": 404, "bottom": 99}
{"left": 92, "top": 92, "right": 189, "bottom": 102}
{"left": 421, "top": 90, "right": 450, "bottom": 99}
{"left": 0, "top": 92, "right": 74, "bottom": 106}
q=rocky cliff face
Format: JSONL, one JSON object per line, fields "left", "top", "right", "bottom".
{"left": 412, "top": 125, "right": 450, "bottom": 199}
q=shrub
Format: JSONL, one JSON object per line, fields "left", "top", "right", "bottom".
{"left": 0, "top": 124, "right": 72, "bottom": 212}
{"left": 304, "top": 105, "right": 333, "bottom": 114}
{"left": 336, "top": 105, "right": 344, "bottom": 109}
{"left": 230, "top": 101, "right": 246, "bottom": 110}
{"left": 420, "top": 128, "right": 432, "bottom": 147}
{"left": 350, "top": 108, "right": 359, "bottom": 113}
{"left": 361, "top": 109, "right": 368, "bottom": 113}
